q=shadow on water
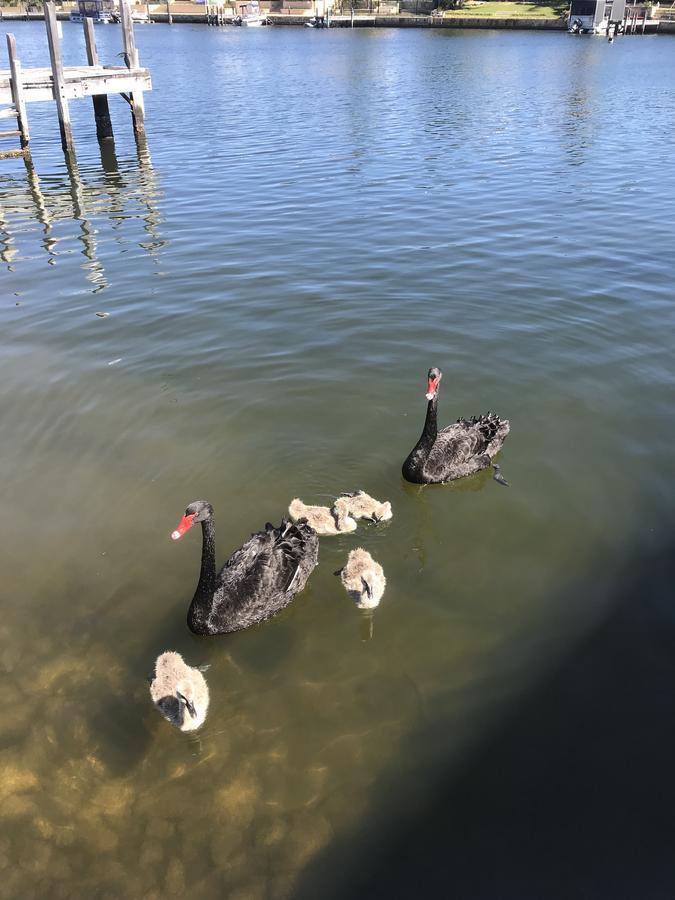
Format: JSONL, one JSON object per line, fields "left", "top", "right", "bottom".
{"left": 294, "top": 540, "right": 675, "bottom": 900}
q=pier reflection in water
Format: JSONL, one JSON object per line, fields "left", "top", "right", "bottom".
{"left": 0, "top": 136, "right": 163, "bottom": 290}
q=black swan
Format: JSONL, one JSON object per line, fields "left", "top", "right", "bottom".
{"left": 149, "top": 651, "right": 210, "bottom": 731}
{"left": 171, "top": 501, "right": 319, "bottom": 636}
{"left": 402, "top": 367, "right": 510, "bottom": 484}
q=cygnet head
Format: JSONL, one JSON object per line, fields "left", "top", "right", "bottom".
{"left": 370, "top": 500, "right": 392, "bottom": 522}
{"left": 426, "top": 366, "right": 442, "bottom": 402}
{"left": 150, "top": 651, "right": 209, "bottom": 732}
{"left": 171, "top": 500, "right": 213, "bottom": 541}
{"left": 332, "top": 497, "right": 358, "bottom": 533}
{"left": 339, "top": 491, "right": 393, "bottom": 523}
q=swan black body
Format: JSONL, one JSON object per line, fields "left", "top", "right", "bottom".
{"left": 402, "top": 367, "right": 510, "bottom": 484}
{"left": 173, "top": 502, "right": 319, "bottom": 636}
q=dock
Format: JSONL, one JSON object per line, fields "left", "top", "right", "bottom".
{"left": 0, "top": 1, "right": 152, "bottom": 160}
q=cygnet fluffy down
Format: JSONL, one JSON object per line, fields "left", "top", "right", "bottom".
{"left": 149, "top": 651, "right": 209, "bottom": 732}
{"left": 288, "top": 497, "right": 357, "bottom": 536}
{"left": 337, "top": 548, "right": 386, "bottom": 609}
{"left": 339, "top": 490, "right": 392, "bottom": 523}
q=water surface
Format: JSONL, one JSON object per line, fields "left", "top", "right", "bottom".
{"left": 1, "top": 23, "right": 674, "bottom": 899}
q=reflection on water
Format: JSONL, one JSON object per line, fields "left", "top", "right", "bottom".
{"left": 0, "top": 137, "right": 163, "bottom": 290}
{"left": 0, "top": 23, "right": 674, "bottom": 900}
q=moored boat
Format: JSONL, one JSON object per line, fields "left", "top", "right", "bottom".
{"left": 69, "top": 0, "right": 115, "bottom": 23}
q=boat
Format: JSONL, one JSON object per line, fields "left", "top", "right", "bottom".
{"left": 130, "top": 8, "right": 151, "bottom": 22}
{"left": 233, "top": 0, "right": 267, "bottom": 25}
{"left": 69, "top": 0, "right": 115, "bottom": 23}
{"left": 304, "top": 14, "right": 330, "bottom": 26}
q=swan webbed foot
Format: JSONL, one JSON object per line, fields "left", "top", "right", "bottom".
{"left": 492, "top": 464, "right": 510, "bottom": 487}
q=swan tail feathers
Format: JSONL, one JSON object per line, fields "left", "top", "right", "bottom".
{"left": 457, "top": 412, "right": 509, "bottom": 443}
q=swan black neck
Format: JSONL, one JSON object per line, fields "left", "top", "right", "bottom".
{"left": 402, "top": 394, "right": 439, "bottom": 482}
{"left": 423, "top": 394, "right": 438, "bottom": 441}
{"left": 188, "top": 517, "right": 217, "bottom": 633}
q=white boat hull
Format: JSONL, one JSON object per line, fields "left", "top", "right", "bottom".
{"left": 69, "top": 11, "right": 113, "bottom": 22}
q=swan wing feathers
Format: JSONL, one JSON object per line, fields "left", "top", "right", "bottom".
{"left": 209, "top": 520, "right": 319, "bottom": 633}
{"left": 426, "top": 413, "right": 510, "bottom": 481}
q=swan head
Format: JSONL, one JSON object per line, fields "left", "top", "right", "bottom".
{"left": 426, "top": 367, "right": 442, "bottom": 401}
{"left": 171, "top": 500, "right": 213, "bottom": 540}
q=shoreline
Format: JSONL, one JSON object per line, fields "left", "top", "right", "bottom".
{"left": 1, "top": 9, "right": 673, "bottom": 32}
{"left": 0, "top": 11, "right": 567, "bottom": 28}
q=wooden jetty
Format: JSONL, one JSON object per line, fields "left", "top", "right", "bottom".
{"left": 0, "top": 0, "right": 152, "bottom": 160}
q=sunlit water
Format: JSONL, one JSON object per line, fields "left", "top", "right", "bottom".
{"left": 1, "top": 22, "right": 674, "bottom": 899}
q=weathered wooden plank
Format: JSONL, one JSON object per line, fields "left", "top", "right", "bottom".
{"left": 0, "top": 108, "right": 17, "bottom": 119}
{"left": 84, "top": 18, "right": 114, "bottom": 142}
{"left": 44, "top": 0, "right": 73, "bottom": 151}
{"left": 0, "top": 71, "right": 152, "bottom": 105}
{"left": 6, "top": 33, "right": 29, "bottom": 149}
{"left": 0, "top": 148, "right": 28, "bottom": 159}
{"left": 1, "top": 65, "right": 150, "bottom": 84}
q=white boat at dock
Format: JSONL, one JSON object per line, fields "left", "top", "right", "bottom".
{"left": 233, "top": 1, "right": 267, "bottom": 25}
{"left": 130, "top": 8, "right": 151, "bottom": 23}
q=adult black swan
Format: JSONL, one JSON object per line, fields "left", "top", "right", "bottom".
{"left": 402, "top": 367, "right": 510, "bottom": 484}
{"left": 171, "top": 501, "right": 319, "bottom": 636}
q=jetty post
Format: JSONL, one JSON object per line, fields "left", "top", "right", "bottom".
{"left": 44, "top": 0, "right": 73, "bottom": 152}
{"left": 83, "top": 18, "right": 114, "bottom": 142}
{"left": 119, "top": 0, "right": 146, "bottom": 138}
{"left": 5, "top": 33, "right": 30, "bottom": 154}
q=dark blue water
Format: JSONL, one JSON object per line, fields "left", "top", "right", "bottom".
{"left": 1, "top": 22, "right": 674, "bottom": 899}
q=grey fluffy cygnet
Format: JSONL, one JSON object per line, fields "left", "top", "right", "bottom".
{"left": 149, "top": 651, "right": 209, "bottom": 732}
{"left": 288, "top": 497, "right": 357, "bottom": 536}
{"left": 339, "top": 490, "right": 392, "bottom": 523}
{"left": 337, "top": 548, "right": 386, "bottom": 609}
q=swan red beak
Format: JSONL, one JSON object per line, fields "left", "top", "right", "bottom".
{"left": 426, "top": 376, "right": 440, "bottom": 401}
{"left": 171, "top": 513, "right": 195, "bottom": 541}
